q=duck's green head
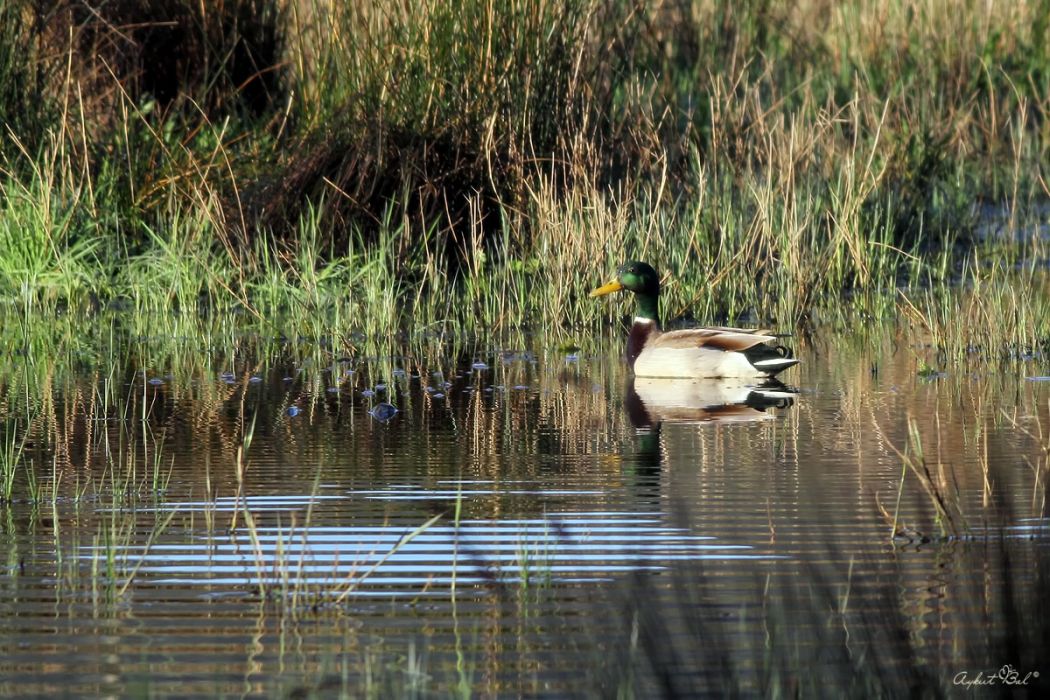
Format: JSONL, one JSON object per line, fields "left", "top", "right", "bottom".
{"left": 590, "top": 261, "right": 661, "bottom": 322}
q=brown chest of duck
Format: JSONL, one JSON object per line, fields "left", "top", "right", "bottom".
{"left": 590, "top": 261, "right": 799, "bottom": 379}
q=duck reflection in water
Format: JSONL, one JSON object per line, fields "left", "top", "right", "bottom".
{"left": 628, "top": 377, "right": 796, "bottom": 427}
{"left": 623, "top": 377, "right": 797, "bottom": 491}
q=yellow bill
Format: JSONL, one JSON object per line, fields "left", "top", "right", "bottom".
{"left": 589, "top": 280, "right": 624, "bottom": 297}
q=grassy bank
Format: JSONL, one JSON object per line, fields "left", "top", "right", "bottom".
{"left": 0, "top": 0, "right": 1048, "bottom": 350}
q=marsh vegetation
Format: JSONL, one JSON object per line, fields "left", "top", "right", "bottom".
{"left": 0, "top": 0, "right": 1047, "bottom": 341}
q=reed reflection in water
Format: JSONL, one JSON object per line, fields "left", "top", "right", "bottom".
{"left": 1, "top": 326, "right": 1048, "bottom": 696}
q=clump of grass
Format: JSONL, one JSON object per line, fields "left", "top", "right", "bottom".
{"left": 1, "top": 419, "right": 31, "bottom": 503}
{"left": 897, "top": 255, "right": 1050, "bottom": 363}
{"left": 0, "top": 0, "right": 1047, "bottom": 344}
{"left": 1002, "top": 401, "right": 1050, "bottom": 517}
{"left": 877, "top": 415, "right": 969, "bottom": 540}
{"left": 250, "top": 0, "right": 630, "bottom": 253}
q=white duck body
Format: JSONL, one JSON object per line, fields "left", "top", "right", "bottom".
{"left": 628, "top": 319, "right": 799, "bottom": 379}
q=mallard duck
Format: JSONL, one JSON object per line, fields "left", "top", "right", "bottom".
{"left": 590, "top": 261, "right": 799, "bottom": 378}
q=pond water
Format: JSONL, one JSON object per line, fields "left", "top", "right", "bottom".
{"left": 1, "top": 320, "right": 1049, "bottom": 697}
